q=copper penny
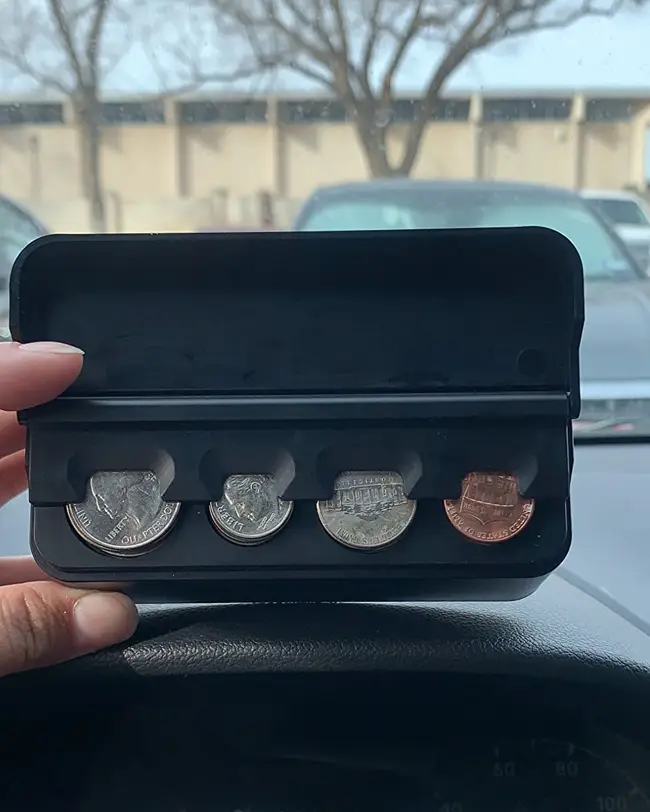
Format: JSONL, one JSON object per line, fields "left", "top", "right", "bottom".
{"left": 443, "top": 472, "right": 534, "bottom": 543}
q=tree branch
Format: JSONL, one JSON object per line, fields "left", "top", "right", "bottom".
{"left": 380, "top": 0, "right": 425, "bottom": 103}
{"left": 46, "top": 0, "right": 87, "bottom": 87}
{"left": 86, "top": 0, "right": 111, "bottom": 87}
{"left": 360, "top": 0, "right": 384, "bottom": 90}
{"left": 192, "top": 0, "right": 640, "bottom": 176}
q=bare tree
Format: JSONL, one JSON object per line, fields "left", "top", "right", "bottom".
{"left": 206, "top": 0, "right": 635, "bottom": 178}
{"left": 0, "top": 0, "right": 136, "bottom": 231}
{"left": 0, "top": 0, "right": 247, "bottom": 232}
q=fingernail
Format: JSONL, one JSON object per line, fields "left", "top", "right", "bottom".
{"left": 18, "top": 341, "right": 84, "bottom": 355}
{"left": 73, "top": 592, "right": 139, "bottom": 649}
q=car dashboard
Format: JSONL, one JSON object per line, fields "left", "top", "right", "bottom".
{"left": 3, "top": 571, "right": 650, "bottom": 811}
{"left": 6, "top": 673, "right": 650, "bottom": 811}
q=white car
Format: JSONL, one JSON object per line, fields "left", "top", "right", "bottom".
{"left": 581, "top": 189, "right": 650, "bottom": 272}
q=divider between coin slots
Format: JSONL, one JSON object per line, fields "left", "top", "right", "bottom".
{"left": 25, "top": 420, "right": 572, "bottom": 505}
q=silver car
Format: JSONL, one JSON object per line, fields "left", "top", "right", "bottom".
{"left": 581, "top": 189, "right": 650, "bottom": 272}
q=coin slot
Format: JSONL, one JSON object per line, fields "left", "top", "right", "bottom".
{"left": 438, "top": 446, "right": 538, "bottom": 500}
{"left": 67, "top": 448, "right": 176, "bottom": 505}
{"left": 316, "top": 447, "right": 422, "bottom": 500}
{"left": 66, "top": 470, "right": 181, "bottom": 557}
{"left": 199, "top": 448, "right": 295, "bottom": 501}
{"left": 443, "top": 471, "right": 535, "bottom": 544}
{"left": 207, "top": 473, "right": 294, "bottom": 546}
{"left": 316, "top": 471, "right": 416, "bottom": 551}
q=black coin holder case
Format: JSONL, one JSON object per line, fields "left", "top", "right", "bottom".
{"left": 9, "top": 227, "right": 584, "bottom": 604}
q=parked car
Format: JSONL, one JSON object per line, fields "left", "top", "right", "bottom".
{"left": 581, "top": 189, "right": 650, "bottom": 272}
{"left": 293, "top": 178, "right": 650, "bottom": 435}
{"left": 0, "top": 195, "right": 47, "bottom": 338}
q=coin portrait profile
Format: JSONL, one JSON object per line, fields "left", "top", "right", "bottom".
{"left": 223, "top": 474, "right": 281, "bottom": 524}
{"left": 208, "top": 474, "right": 294, "bottom": 544}
{"left": 89, "top": 471, "right": 152, "bottom": 530}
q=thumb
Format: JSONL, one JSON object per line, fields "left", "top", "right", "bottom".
{"left": 0, "top": 582, "right": 138, "bottom": 677}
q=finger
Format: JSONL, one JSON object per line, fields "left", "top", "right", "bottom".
{"left": 0, "top": 341, "right": 84, "bottom": 412}
{"left": 0, "top": 558, "right": 124, "bottom": 592}
{"left": 0, "top": 450, "right": 26, "bottom": 506}
{"left": 0, "top": 412, "right": 25, "bottom": 459}
{"left": 0, "top": 557, "right": 51, "bottom": 586}
{"left": 0, "top": 583, "right": 138, "bottom": 677}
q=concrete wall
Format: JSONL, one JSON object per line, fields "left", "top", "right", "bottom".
{"left": 0, "top": 92, "right": 649, "bottom": 232}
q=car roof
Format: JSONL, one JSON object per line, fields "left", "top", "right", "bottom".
{"left": 307, "top": 178, "right": 580, "bottom": 201}
{"left": 293, "top": 177, "right": 646, "bottom": 275}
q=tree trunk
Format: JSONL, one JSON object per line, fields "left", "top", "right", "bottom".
{"left": 365, "top": 147, "right": 402, "bottom": 178}
{"left": 354, "top": 121, "right": 397, "bottom": 178}
{"left": 75, "top": 96, "right": 106, "bottom": 232}
{"left": 350, "top": 103, "right": 413, "bottom": 179}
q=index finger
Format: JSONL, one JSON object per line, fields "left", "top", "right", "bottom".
{"left": 0, "top": 341, "right": 84, "bottom": 411}
{"left": 0, "top": 556, "right": 51, "bottom": 585}
{"left": 0, "top": 557, "right": 124, "bottom": 592}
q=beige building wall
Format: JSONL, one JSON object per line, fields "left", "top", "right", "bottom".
{"left": 580, "top": 123, "right": 633, "bottom": 189}
{"left": 179, "top": 124, "right": 275, "bottom": 198}
{"left": 406, "top": 124, "right": 477, "bottom": 179}
{"left": 281, "top": 124, "right": 367, "bottom": 198}
{"left": 0, "top": 125, "right": 82, "bottom": 202}
{"left": 0, "top": 91, "right": 647, "bottom": 233}
{"left": 480, "top": 123, "right": 575, "bottom": 186}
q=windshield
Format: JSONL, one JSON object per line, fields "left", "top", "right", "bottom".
{"left": 0, "top": 0, "right": 649, "bottom": 632}
{"left": 588, "top": 197, "right": 650, "bottom": 227}
{"left": 297, "top": 193, "right": 636, "bottom": 280}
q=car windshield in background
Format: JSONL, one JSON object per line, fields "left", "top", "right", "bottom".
{"left": 589, "top": 198, "right": 650, "bottom": 227}
{"left": 296, "top": 189, "right": 637, "bottom": 280}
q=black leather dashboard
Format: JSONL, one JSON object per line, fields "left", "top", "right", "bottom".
{"left": 3, "top": 569, "right": 647, "bottom": 685}
{"left": 4, "top": 570, "right": 650, "bottom": 811}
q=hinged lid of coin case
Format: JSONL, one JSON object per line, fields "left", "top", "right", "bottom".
{"left": 9, "top": 227, "right": 584, "bottom": 603}
{"left": 11, "top": 228, "right": 583, "bottom": 406}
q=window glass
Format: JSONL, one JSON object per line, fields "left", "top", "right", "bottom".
{"left": 299, "top": 197, "right": 634, "bottom": 279}
{"left": 589, "top": 198, "right": 650, "bottom": 227}
{"left": 0, "top": 201, "right": 44, "bottom": 293}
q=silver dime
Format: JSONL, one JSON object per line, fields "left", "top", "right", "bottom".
{"left": 208, "top": 474, "right": 293, "bottom": 545}
{"left": 66, "top": 471, "right": 181, "bottom": 556}
{"left": 316, "top": 471, "right": 416, "bottom": 550}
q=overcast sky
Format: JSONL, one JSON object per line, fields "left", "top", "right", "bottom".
{"left": 0, "top": 3, "right": 647, "bottom": 96}
{"left": 98, "top": 6, "right": 650, "bottom": 95}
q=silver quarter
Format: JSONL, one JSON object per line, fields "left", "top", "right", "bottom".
{"left": 66, "top": 470, "right": 181, "bottom": 556}
{"left": 208, "top": 474, "right": 293, "bottom": 545}
{"left": 316, "top": 471, "right": 416, "bottom": 550}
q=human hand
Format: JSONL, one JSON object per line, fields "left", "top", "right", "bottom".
{"left": 0, "top": 341, "right": 138, "bottom": 677}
